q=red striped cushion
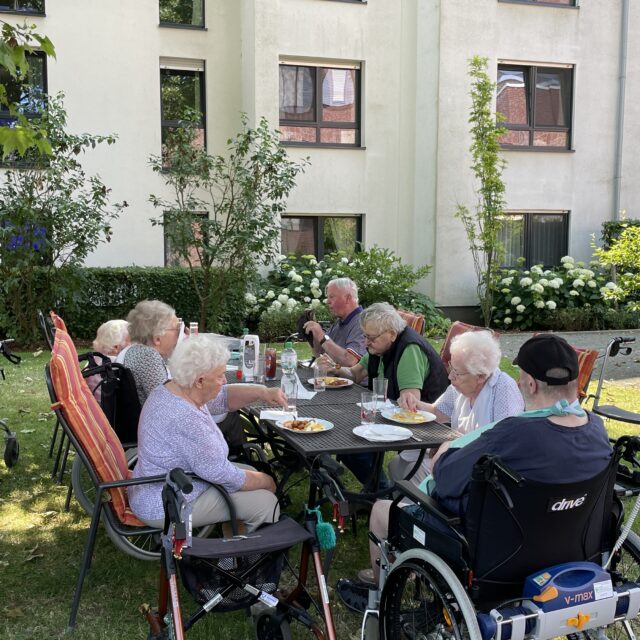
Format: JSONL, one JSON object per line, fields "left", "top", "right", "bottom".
{"left": 49, "top": 314, "right": 143, "bottom": 526}
{"left": 397, "top": 309, "right": 426, "bottom": 335}
{"left": 574, "top": 347, "right": 599, "bottom": 401}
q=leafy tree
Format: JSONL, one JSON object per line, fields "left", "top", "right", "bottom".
{"left": 454, "top": 56, "right": 507, "bottom": 327}
{"left": 0, "top": 94, "right": 127, "bottom": 342}
{"left": 0, "top": 19, "right": 55, "bottom": 157}
{"left": 149, "top": 111, "right": 308, "bottom": 332}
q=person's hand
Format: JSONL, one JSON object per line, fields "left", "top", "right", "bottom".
{"left": 260, "top": 472, "right": 277, "bottom": 493}
{"left": 398, "top": 391, "right": 419, "bottom": 412}
{"left": 316, "top": 353, "right": 334, "bottom": 368}
{"left": 262, "top": 386, "right": 288, "bottom": 409}
{"left": 303, "top": 320, "right": 324, "bottom": 343}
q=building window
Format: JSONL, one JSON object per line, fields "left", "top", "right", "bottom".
{"left": 164, "top": 212, "right": 207, "bottom": 267}
{"left": 281, "top": 215, "right": 362, "bottom": 258}
{"left": 279, "top": 63, "right": 360, "bottom": 146}
{"left": 497, "top": 64, "right": 573, "bottom": 149}
{"left": 0, "top": 51, "right": 47, "bottom": 126}
{"left": 499, "top": 212, "right": 569, "bottom": 267}
{"left": 0, "top": 0, "right": 44, "bottom": 13}
{"left": 160, "top": 61, "right": 205, "bottom": 154}
{"left": 159, "top": 0, "right": 204, "bottom": 27}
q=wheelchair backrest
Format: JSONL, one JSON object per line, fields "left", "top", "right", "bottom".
{"left": 48, "top": 313, "right": 143, "bottom": 526}
{"left": 464, "top": 454, "right": 618, "bottom": 604}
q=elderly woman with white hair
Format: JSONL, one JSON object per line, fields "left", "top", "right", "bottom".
{"left": 391, "top": 329, "right": 525, "bottom": 486}
{"left": 129, "top": 335, "right": 279, "bottom": 531}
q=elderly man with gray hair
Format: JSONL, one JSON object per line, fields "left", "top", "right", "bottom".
{"left": 303, "top": 277, "right": 365, "bottom": 368}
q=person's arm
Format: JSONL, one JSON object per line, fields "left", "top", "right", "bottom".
{"left": 334, "top": 362, "right": 367, "bottom": 384}
{"left": 128, "top": 347, "right": 168, "bottom": 405}
{"left": 303, "top": 320, "right": 327, "bottom": 357}
{"left": 240, "top": 469, "right": 276, "bottom": 493}
{"left": 395, "top": 345, "right": 428, "bottom": 410}
{"left": 225, "top": 384, "right": 287, "bottom": 411}
{"left": 304, "top": 320, "right": 362, "bottom": 366}
{"left": 320, "top": 336, "right": 361, "bottom": 367}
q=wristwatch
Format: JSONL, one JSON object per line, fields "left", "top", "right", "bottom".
{"left": 320, "top": 334, "right": 330, "bottom": 346}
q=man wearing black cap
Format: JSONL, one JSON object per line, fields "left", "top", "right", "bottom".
{"left": 432, "top": 334, "right": 612, "bottom": 517}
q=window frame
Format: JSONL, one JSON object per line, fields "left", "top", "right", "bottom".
{"left": 497, "top": 63, "right": 574, "bottom": 151}
{"left": 0, "top": 50, "right": 48, "bottom": 125}
{"left": 159, "top": 62, "right": 206, "bottom": 152}
{"left": 0, "top": 0, "right": 45, "bottom": 15}
{"left": 158, "top": 0, "right": 205, "bottom": 29}
{"left": 279, "top": 63, "right": 362, "bottom": 148}
{"left": 499, "top": 211, "right": 570, "bottom": 268}
{"left": 281, "top": 214, "right": 363, "bottom": 258}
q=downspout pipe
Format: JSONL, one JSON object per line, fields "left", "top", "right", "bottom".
{"left": 613, "top": 0, "right": 629, "bottom": 222}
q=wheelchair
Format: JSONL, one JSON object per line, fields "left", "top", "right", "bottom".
{"left": 144, "top": 467, "right": 338, "bottom": 640}
{"left": 1, "top": 338, "right": 21, "bottom": 468}
{"left": 361, "top": 435, "right": 640, "bottom": 640}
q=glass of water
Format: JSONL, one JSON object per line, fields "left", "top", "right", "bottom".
{"left": 360, "top": 392, "right": 378, "bottom": 424}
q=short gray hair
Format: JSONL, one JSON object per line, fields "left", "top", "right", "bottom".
{"left": 126, "top": 300, "right": 176, "bottom": 345}
{"left": 326, "top": 277, "right": 358, "bottom": 303}
{"left": 93, "top": 319, "right": 129, "bottom": 353}
{"left": 450, "top": 330, "right": 501, "bottom": 376}
{"left": 535, "top": 372, "right": 579, "bottom": 401}
{"left": 360, "top": 302, "right": 406, "bottom": 334}
{"left": 168, "top": 335, "right": 230, "bottom": 388}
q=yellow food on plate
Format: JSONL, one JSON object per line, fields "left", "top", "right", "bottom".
{"left": 323, "top": 377, "right": 349, "bottom": 387}
{"left": 391, "top": 410, "right": 426, "bottom": 424}
{"left": 282, "top": 419, "right": 325, "bottom": 432}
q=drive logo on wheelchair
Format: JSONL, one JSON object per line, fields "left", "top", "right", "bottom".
{"left": 548, "top": 493, "right": 587, "bottom": 512}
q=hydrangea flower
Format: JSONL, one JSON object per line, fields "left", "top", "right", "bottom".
{"left": 546, "top": 300, "right": 557, "bottom": 310}
{"left": 310, "top": 298, "right": 322, "bottom": 308}
{"left": 244, "top": 292, "right": 257, "bottom": 304}
{"left": 569, "top": 290, "right": 579, "bottom": 296}
{"left": 282, "top": 288, "right": 290, "bottom": 295}
{"left": 304, "top": 296, "right": 311, "bottom": 303}
{"left": 520, "top": 277, "right": 533, "bottom": 286}
{"left": 510, "top": 296, "right": 522, "bottom": 305}
{"left": 501, "top": 277, "right": 514, "bottom": 285}
{"left": 310, "top": 278, "right": 320, "bottom": 287}
{"left": 516, "top": 304, "right": 525, "bottom": 313}
{"left": 266, "top": 290, "right": 275, "bottom": 299}
{"left": 311, "top": 288, "right": 322, "bottom": 299}
{"left": 501, "top": 288, "right": 510, "bottom": 294}
{"left": 286, "top": 298, "right": 298, "bottom": 308}
{"left": 271, "top": 300, "right": 282, "bottom": 309}
{"left": 538, "top": 278, "right": 549, "bottom": 287}
{"left": 560, "top": 256, "right": 574, "bottom": 263}
{"left": 294, "top": 286, "right": 302, "bottom": 292}
{"left": 504, "top": 317, "right": 513, "bottom": 325}
{"left": 315, "top": 270, "right": 323, "bottom": 278}
{"left": 278, "top": 294, "right": 289, "bottom": 303}
{"left": 535, "top": 300, "right": 545, "bottom": 309}
{"left": 572, "top": 279, "right": 585, "bottom": 288}
{"left": 605, "top": 282, "right": 617, "bottom": 290}
{"left": 287, "top": 269, "right": 297, "bottom": 279}
{"left": 587, "top": 280, "right": 596, "bottom": 288}
{"left": 531, "top": 283, "right": 544, "bottom": 294}
{"left": 341, "top": 257, "right": 349, "bottom": 263}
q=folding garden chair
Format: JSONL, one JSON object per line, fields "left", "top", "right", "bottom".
{"left": 396, "top": 308, "right": 426, "bottom": 335}
{"left": 439, "top": 320, "right": 499, "bottom": 369}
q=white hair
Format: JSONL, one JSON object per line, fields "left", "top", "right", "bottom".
{"left": 326, "top": 277, "right": 359, "bottom": 303}
{"left": 168, "top": 335, "right": 230, "bottom": 388}
{"left": 93, "top": 319, "right": 129, "bottom": 353}
{"left": 450, "top": 330, "right": 501, "bottom": 376}
{"left": 360, "top": 302, "right": 407, "bottom": 334}
{"left": 126, "top": 300, "right": 176, "bottom": 345}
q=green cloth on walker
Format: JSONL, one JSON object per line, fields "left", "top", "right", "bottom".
{"left": 418, "top": 399, "right": 585, "bottom": 495}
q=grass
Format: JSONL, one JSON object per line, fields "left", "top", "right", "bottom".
{"left": 0, "top": 343, "right": 639, "bottom": 639}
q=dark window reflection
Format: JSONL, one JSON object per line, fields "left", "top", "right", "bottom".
{"left": 159, "top": 0, "right": 204, "bottom": 27}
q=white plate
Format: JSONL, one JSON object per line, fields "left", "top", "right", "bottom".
{"left": 275, "top": 417, "right": 334, "bottom": 434}
{"left": 380, "top": 409, "right": 436, "bottom": 425}
{"left": 353, "top": 424, "right": 412, "bottom": 442}
{"left": 307, "top": 377, "right": 354, "bottom": 389}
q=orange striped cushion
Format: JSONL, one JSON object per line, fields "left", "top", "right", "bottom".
{"left": 50, "top": 311, "right": 68, "bottom": 333}
{"left": 574, "top": 347, "right": 599, "bottom": 401}
{"left": 49, "top": 315, "right": 143, "bottom": 526}
{"left": 440, "top": 321, "right": 500, "bottom": 369}
{"left": 397, "top": 309, "right": 426, "bottom": 335}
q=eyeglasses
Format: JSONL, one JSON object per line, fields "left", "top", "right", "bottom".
{"left": 449, "top": 366, "right": 473, "bottom": 380}
{"left": 364, "top": 331, "right": 385, "bottom": 343}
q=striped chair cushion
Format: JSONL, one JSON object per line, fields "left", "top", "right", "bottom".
{"left": 397, "top": 309, "right": 426, "bottom": 335}
{"left": 574, "top": 346, "right": 599, "bottom": 402}
{"left": 49, "top": 314, "right": 143, "bottom": 526}
{"left": 440, "top": 321, "right": 500, "bottom": 369}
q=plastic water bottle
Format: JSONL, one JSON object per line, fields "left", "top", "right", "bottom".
{"left": 281, "top": 341, "right": 297, "bottom": 374}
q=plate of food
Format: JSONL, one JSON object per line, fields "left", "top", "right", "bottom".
{"left": 353, "top": 424, "right": 412, "bottom": 442}
{"left": 307, "top": 377, "right": 354, "bottom": 389}
{"left": 380, "top": 408, "right": 436, "bottom": 425}
{"left": 275, "top": 417, "right": 334, "bottom": 434}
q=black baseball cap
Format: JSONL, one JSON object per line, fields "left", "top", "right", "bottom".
{"left": 513, "top": 335, "right": 579, "bottom": 385}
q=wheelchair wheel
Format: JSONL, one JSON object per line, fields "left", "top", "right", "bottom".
{"left": 103, "top": 515, "right": 162, "bottom": 561}
{"left": 606, "top": 531, "right": 640, "bottom": 640}
{"left": 4, "top": 435, "right": 19, "bottom": 468}
{"left": 380, "top": 550, "right": 481, "bottom": 640}
{"left": 253, "top": 611, "right": 292, "bottom": 640}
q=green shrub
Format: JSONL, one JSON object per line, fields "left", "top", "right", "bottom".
{"left": 247, "top": 248, "right": 449, "bottom": 338}
{"left": 491, "top": 256, "right": 622, "bottom": 330}
{"left": 539, "top": 306, "right": 640, "bottom": 332}
{"left": 256, "top": 306, "right": 331, "bottom": 342}
{"left": 601, "top": 219, "right": 640, "bottom": 249}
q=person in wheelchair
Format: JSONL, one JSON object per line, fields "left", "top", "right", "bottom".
{"left": 338, "top": 334, "right": 613, "bottom": 613}
{"left": 129, "top": 335, "right": 283, "bottom": 531}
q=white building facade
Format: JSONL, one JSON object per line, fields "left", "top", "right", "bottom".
{"left": 1, "top": 0, "right": 637, "bottom": 316}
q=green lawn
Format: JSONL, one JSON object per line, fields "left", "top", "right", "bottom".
{"left": 0, "top": 345, "right": 638, "bottom": 639}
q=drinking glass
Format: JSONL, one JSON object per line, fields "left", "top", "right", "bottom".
{"left": 281, "top": 375, "right": 298, "bottom": 415}
{"left": 255, "top": 356, "right": 266, "bottom": 384}
{"left": 360, "top": 392, "right": 378, "bottom": 424}
{"left": 312, "top": 361, "right": 327, "bottom": 391}
{"left": 373, "top": 377, "right": 388, "bottom": 404}
{"left": 265, "top": 347, "right": 277, "bottom": 380}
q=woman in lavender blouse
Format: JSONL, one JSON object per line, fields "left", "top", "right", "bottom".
{"left": 129, "top": 335, "right": 280, "bottom": 532}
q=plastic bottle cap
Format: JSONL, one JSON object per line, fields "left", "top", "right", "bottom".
{"left": 285, "top": 341, "right": 293, "bottom": 348}
{"left": 242, "top": 328, "right": 249, "bottom": 335}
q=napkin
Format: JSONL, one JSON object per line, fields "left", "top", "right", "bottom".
{"left": 260, "top": 409, "right": 297, "bottom": 421}
{"left": 295, "top": 373, "right": 316, "bottom": 400}
{"left": 356, "top": 400, "right": 396, "bottom": 410}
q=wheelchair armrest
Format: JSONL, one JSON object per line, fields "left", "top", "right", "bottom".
{"left": 394, "top": 480, "right": 461, "bottom": 527}
{"left": 241, "top": 442, "right": 268, "bottom": 464}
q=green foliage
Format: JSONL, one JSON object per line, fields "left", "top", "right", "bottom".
{"left": 601, "top": 218, "right": 640, "bottom": 249}
{"left": 538, "top": 306, "right": 640, "bottom": 332}
{"left": 594, "top": 226, "right": 640, "bottom": 310}
{"left": 149, "top": 110, "right": 308, "bottom": 330}
{"left": 454, "top": 56, "right": 507, "bottom": 327}
{"left": 0, "top": 19, "right": 55, "bottom": 158}
{"left": 248, "top": 248, "right": 448, "bottom": 338}
{"left": 159, "top": 0, "right": 203, "bottom": 25}
{"left": 0, "top": 94, "right": 125, "bottom": 343}
{"left": 491, "top": 256, "right": 622, "bottom": 331}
